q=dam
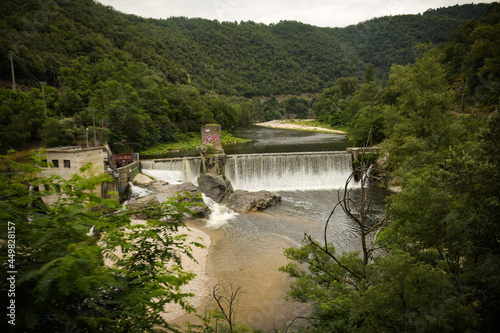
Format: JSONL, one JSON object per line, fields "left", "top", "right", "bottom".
{"left": 140, "top": 151, "right": 354, "bottom": 191}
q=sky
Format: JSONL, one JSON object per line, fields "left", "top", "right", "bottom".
{"left": 96, "top": 0, "right": 494, "bottom": 28}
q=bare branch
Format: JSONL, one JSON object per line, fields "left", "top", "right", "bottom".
{"left": 212, "top": 284, "right": 241, "bottom": 332}
{"left": 324, "top": 201, "right": 342, "bottom": 251}
{"left": 283, "top": 316, "right": 312, "bottom": 333}
{"left": 305, "top": 234, "right": 363, "bottom": 288}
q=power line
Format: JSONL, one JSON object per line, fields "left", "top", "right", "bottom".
{"left": 10, "top": 51, "right": 41, "bottom": 85}
{"left": 9, "top": 51, "right": 48, "bottom": 118}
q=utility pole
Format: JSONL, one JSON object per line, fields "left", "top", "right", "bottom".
{"left": 9, "top": 52, "right": 15, "bottom": 91}
{"left": 91, "top": 109, "right": 97, "bottom": 146}
{"left": 40, "top": 81, "right": 47, "bottom": 118}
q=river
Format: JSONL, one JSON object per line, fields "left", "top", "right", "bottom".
{"left": 142, "top": 126, "right": 387, "bottom": 331}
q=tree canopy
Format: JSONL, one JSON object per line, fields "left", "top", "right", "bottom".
{"left": 280, "top": 4, "right": 500, "bottom": 331}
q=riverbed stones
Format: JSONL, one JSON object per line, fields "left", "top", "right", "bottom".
{"left": 222, "top": 190, "right": 281, "bottom": 213}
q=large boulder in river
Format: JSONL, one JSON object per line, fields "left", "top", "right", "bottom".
{"left": 223, "top": 190, "right": 281, "bottom": 213}
{"left": 127, "top": 194, "right": 161, "bottom": 219}
{"left": 155, "top": 182, "right": 209, "bottom": 216}
{"left": 132, "top": 173, "right": 154, "bottom": 187}
{"left": 197, "top": 174, "right": 234, "bottom": 203}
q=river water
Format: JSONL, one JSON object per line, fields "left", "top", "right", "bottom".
{"left": 151, "top": 125, "right": 351, "bottom": 158}
{"left": 143, "top": 126, "right": 386, "bottom": 331}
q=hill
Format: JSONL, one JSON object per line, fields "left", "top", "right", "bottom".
{"left": 0, "top": 1, "right": 489, "bottom": 97}
{"left": 0, "top": 0, "right": 494, "bottom": 153}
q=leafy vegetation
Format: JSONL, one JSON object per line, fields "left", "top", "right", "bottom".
{"left": 280, "top": 4, "right": 500, "bottom": 332}
{"left": 1, "top": 1, "right": 500, "bottom": 331}
{"left": 0, "top": 0, "right": 489, "bottom": 153}
{"left": 0, "top": 154, "right": 203, "bottom": 332}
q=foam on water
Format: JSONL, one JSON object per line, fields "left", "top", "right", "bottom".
{"left": 202, "top": 194, "right": 238, "bottom": 229}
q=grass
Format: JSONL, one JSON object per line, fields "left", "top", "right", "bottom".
{"left": 140, "top": 130, "right": 250, "bottom": 156}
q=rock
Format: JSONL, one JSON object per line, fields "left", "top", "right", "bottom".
{"left": 223, "top": 190, "right": 281, "bottom": 213}
{"left": 197, "top": 174, "right": 234, "bottom": 203}
{"left": 156, "top": 182, "right": 209, "bottom": 216}
{"left": 128, "top": 182, "right": 209, "bottom": 218}
{"left": 132, "top": 173, "right": 154, "bottom": 187}
{"left": 146, "top": 180, "right": 170, "bottom": 192}
{"left": 199, "top": 144, "right": 227, "bottom": 175}
{"left": 127, "top": 194, "right": 161, "bottom": 219}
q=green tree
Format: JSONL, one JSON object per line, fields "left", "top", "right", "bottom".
{"left": 382, "top": 111, "right": 500, "bottom": 332}
{"left": 0, "top": 155, "right": 203, "bottom": 332}
{"left": 383, "top": 49, "right": 453, "bottom": 179}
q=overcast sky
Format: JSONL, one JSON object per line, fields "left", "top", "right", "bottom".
{"left": 96, "top": 0, "right": 494, "bottom": 28}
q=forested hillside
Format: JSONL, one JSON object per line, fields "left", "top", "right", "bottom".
{"left": 0, "top": 0, "right": 492, "bottom": 153}
{"left": 0, "top": 1, "right": 487, "bottom": 95}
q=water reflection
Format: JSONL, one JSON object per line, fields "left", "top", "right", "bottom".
{"left": 148, "top": 125, "right": 352, "bottom": 158}
{"left": 225, "top": 125, "right": 352, "bottom": 155}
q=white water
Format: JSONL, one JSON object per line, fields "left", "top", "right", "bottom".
{"left": 122, "top": 182, "right": 153, "bottom": 206}
{"left": 141, "top": 151, "right": 354, "bottom": 191}
{"left": 201, "top": 194, "right": 238, "bottom": 229}
{"left": 141, "top": 169, "right": 186, "bottom": 184}
{"left": 141, "top": 158, "right": 201, "bottom": 185}
{"left": 128, "top": 182, "right": 152, "bottom": 199}
{"left": 86, "top": 225, "right": 95, "bottom": 237}
{"left": 226, "top": 152, "right": 353, "bottom": 191}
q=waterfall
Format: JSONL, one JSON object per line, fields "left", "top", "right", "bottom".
{"left": 141, "top": 157, "right": 201, "bottom": 185}
{"left": 141, "top": 151, "right": 353, "bottom": 191}
{"left": 226, "top": 152, "right": 353, "bottom": 191}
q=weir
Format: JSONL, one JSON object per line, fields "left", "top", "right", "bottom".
{"left": 141, "top": 151, "right": 353, "bottom": 191}
{"left": 141, "top": 157, "right": 202, "bottom": 185}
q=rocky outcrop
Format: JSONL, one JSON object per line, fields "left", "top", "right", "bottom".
{"left": 132, "top": 173, "right": 154, "bottom": 187}
{"left": 155, "top": 182, "right": 209, "bottom": 216}
{"left": 197, "top": 174, "right": 234, "bottom": 203}
{"left": 127, "top": 195, "right": 161, "bottom": 219}
{"left": 130, "top": 178, "right": 279, "bottom": 217}
{"left": 144, "top": 181, "right": 209, "bottom": 216}
{"left": 196, "top": 127, "right": 279, "bottom": 213}
{"left": 197, "top": 143, "right": 234, "bottom": 203}
{"left": 222, "top": 190, "right": 281, "bottom": 213}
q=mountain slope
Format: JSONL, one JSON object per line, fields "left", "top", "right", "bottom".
{"left": 0, "top": 0, "right": 489, "bottom": 96}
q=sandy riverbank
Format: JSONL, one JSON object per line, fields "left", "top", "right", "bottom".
{"left": 161, "top": 224, "right": 212, "bottom": 322}
{"left": 255, "top": 119, "right": 346, "bottom": 134}
{"left": 103, "top": 220, "right": 213, "bottom": 322}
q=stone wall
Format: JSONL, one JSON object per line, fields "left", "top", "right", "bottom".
{"left": 102, "top": 161, "right": 139, "bottom": 200}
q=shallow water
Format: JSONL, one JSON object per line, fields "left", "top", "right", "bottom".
{"left": 144, "top": 126, "right": 385, "bottom": 331}
{"left": 175, "top": 187, "right": 388, "bottom": 331}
